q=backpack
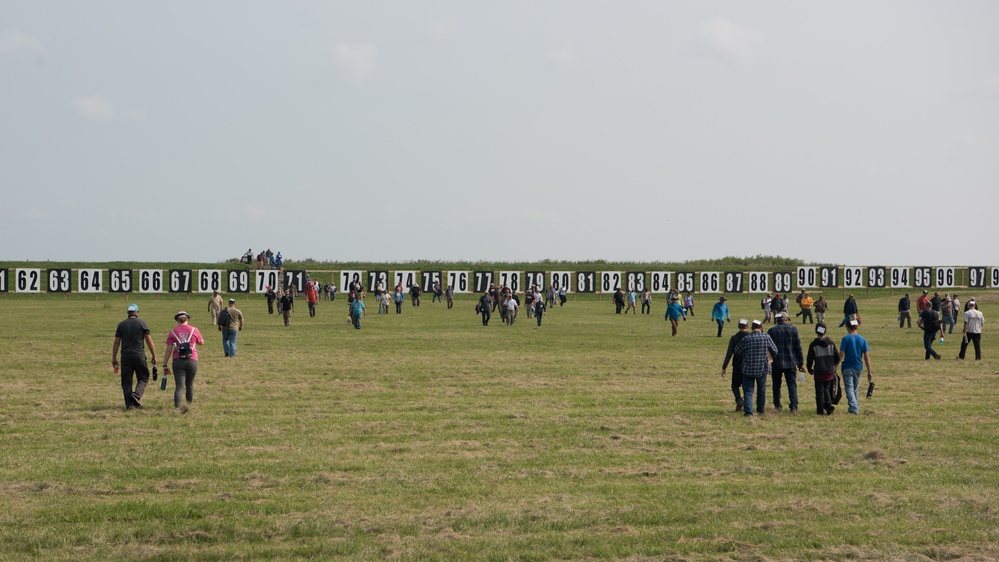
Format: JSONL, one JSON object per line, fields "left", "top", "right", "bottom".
{"left": 172, "top": 329, "right": 194, "bottom": 359}
{"left": 218, "top": 308, "right": 231, "bottom": 327}
{"left": 922, "top": 311, "right": 940, "bottom": 332}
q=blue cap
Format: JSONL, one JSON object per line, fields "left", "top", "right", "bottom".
{"left": 126, "top": 303, "right": 139, "bottom": 312}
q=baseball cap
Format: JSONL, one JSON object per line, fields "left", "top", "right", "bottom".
{"left": 751, "top": 320, "right": 762, "bottom": 327}
{"left": 849, "top": 319, "right": 859, "bottom": 327}
{"left": 174, "top": 311, "right": 190, "bottom": 320}
{"left": 229, "top": 298, "right": 236, "bottom": 303}
{"left": 126, "top": 304, "right": 139, "bottom": 313}
{"left": 738, "top": 319, "right": 748, "bottom": 326}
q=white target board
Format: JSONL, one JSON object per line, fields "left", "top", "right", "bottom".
{"left": 649, "top": 272, "right": 672, "bottom": 293}
{"left": 78, "top": 269, "right": 103, "bottom": 294}
{"left": 699, "top": 272, "right": 721, "bottom": 293}
{"left": 15, "top": 269, "right": 41, "bottom": 293}
{"left": 198, "top": 270, "right": 223, "bottom": 293}
{"left": 796, "top": 267, "right": 817, "bottom": 289}
{"left": 549, "top": 271, "right": 571, "bottom": 293}
{"left": 447, "top": 271, "right": 469, "bottom": 293}
{"left": 935, "top": 267, "right": 955, "bottom": 288}
{"left": 890, "top": 267, "right": 910, "bottom": 288}
{"left": 600, "top": 272, "right": 622, "bottom": 293}
{"left": 341, "top": 270, "right": 364, "bottom": 291}
{"left": 843, "top": 266, "right": 864, "bottom": 289}
{"left": 747, "top": 272, "right": 769, "bottom": 294}
{"left": 138, "top": 269, "right": 164, "bottom": 293}
{"left": 394, "top": 270, "right": 418, "bottom": 289}
{"left": 497, "top": 271, "right": 522, "bottom": 292}
{"left": 255, "top": 270, "right": 281, "bottom": 293}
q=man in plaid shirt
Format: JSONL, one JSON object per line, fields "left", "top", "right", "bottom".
{"left": 767, "top": 312, "right": 806, "bottom": 413}
{"left": 734, "top": 320, "right": 778, "bottom": 417}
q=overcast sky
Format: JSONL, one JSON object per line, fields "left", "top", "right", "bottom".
{"left": 2, "top": 1, "right": 997, "bottom": 265}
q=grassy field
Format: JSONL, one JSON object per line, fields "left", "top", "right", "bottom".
{"left": 1, "top": 290, "right": 997, "bottom": 560}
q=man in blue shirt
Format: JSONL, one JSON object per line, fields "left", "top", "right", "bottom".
{"left": 734, "top": 320, "right": 778, "bottom": 417}
{"left": 839, "top": 319, "right": 873, "bottom": 414}
{"left": 665, "top": 296, "right": 687, "bottom": 336}
{"left": 767, "top": 313, "right": 805, "bottom": 413}
{"left": 711, "top": 296, "right": 731, "bottom": 337}
{"left": 350, "top": 297, "right": 366, "bottom": 330}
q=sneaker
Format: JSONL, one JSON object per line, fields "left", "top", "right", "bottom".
{"left": 775, "top": 406, "right": 783, "bottom": 413}
{"left": 736, "top": 398, "right": 744, "bottom": 411}
{"left": 826, "top": 405, "right": 835, "bottom": 415}
{"left": 934, "top": 354, "right": 941, "bottom": 360}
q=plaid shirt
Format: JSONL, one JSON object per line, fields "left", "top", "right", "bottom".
{"left": 734, "top": 331, "right": 778, "bottom": 378}
{"left": 767, "top": 323, "right": 804, "bottom": 369}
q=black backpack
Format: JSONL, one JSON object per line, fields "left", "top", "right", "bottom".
{"left": 172, "top": 329, "right": 194, "bottom": 359}
{"left": 218, "top": 308, "right": 231, "bottom": 328}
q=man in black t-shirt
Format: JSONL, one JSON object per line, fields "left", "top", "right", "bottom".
{"left": 112, "top": 304, "right": 158, "bottom": 410}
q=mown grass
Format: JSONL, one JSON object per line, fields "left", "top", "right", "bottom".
{"left": 0, "top": 291, "right": 997, "bottom": 560}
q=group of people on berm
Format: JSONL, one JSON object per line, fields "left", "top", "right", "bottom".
{"left": 110, "top": 284, "right": 984, "bottom": 417}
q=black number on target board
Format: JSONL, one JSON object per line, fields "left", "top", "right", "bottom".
{"left": 367, "top": 271, "right": 389, "bottom": 292}
{"left": 228, "top": 270, "right": 249, "bottom": 293}
{"left": 78, "top": 269, "right": 102, "bottom": 293}
{"left": 797, "top": 267, "right": 816, "bottom": 288}
{"left": 47, "top": 268, "right": 71, "bottom": 292}
{"left": 421, "top": 271, "right": 441, "bottom": 292}
{"left": 169, "top": 270, "right": 192, "bottom": 293}
{"left": 626, "top": 272, "right": 645, "bottom": 292}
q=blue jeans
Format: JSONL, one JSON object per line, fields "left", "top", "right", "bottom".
{"left": 842, "top": 368, "right": 861, "bottom": 414}
{"left": 771, "top": 367, "right": 799, "bottom": 411}
{"left": 923, "top": 330, "right": 939, "bottom": 359}
{"left": 351, "top": 313, "right": 362, "bottom": 329}
{"left": 942, "top": 316, "right": 955, "bottom": 333}
{"left": 222, "top": 327, "right": 238, "bottom": 357}
{"left": 715, "top": 319, "right": 725, "bottom": 337}
{"left": 742, "top": 374, "right": 767, "bottom": 415}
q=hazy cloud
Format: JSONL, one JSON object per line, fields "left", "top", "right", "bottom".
{"left": 71, "top": 95, "right": 145, "bottom": 123}
{"left": 0, "top": 33, "right": 45, "bottom": 60}
{"left": 333, "top": 42, "right": 376, "bottom": 82}
{"left": 690, "top": 19, "right": 764, "bottom": 65}
{"left": 545, "top": 47, "right": 576, "bottom": 66}
{"left": 18, "top": 208, "right": 50, "bottom": 220}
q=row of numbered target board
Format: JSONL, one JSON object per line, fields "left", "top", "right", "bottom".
{"left": 2, "top": 266, "right": 998, "bottom": 295}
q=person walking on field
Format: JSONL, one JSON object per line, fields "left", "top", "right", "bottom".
{"left": 162, "top": 311, "right": 205, "bottom": 411}
{"left": 767, "top": 313, "right": 805, "bottom": 413}
{"left": 379, "top": 290, "right": 391, "bottom": 315}
{"left": 917, "top": 304, "right": 943, "bottom": 360}
{"left": 445, "top": 285, "right": 454, "bottom": 310}
{"left": 219, "top": 299, "right": 244, "bottom": 356}
{"left": 478, "top": 291, "right": 492, "bottom": 326}
{"left": 279, "top": 291, "right": 294, "bottom": 327}
{"left": 711, "top": 296, "right": 731, "bottom": 337}
{"left": 838, "top": 294, "right": 859, "bottom": 327}
{"left": 505, "top": 295, "right": 519, "bottom": 326}
{"left": 839, "top": 319, "right": 873, "bottom": 415}
{"left": 734, "top": 320, "right": 778, "bottom": 417}
{"left": 814, "top": 294, "right": 828, "bottom": 324}
{"left": 613, "top": 288, "right": 625, "bottom": 314}
{"left": 959, "top": 299, "right": 984, "bottom": 360}
{"left": 641, "top": 288, "right": 652, "bottom": 315}
{"left": 797, "top": 291, "right": 814, "bottom": 324}
{"left": 534, "top": 298, "right": 546, "bottom": 327}
{"left": 305, "top": 282, "right": 319, "bottom": 318}
{"left": 393, "top": 288, "right": 405, "bottom": 314}
{"left": 208, "top": 290, "right": 223, "bottom": 326}
{"left": 898, "top": 292, "right": 912, "bottom": 328}
{"left": 941, "top": 294, "right": 956, "bottom": 335}
{"left": 625, "top": 289, "right": 638, "bottom": 315}
{"left": 112, "top": 304, "right": 159, "bottom": 410}
{"left": 665, "top": 295, "right": 687, "bottom": 336}
{"left": 350, "top": 297, "right": 366, "bottom": 329}
{"left": 806, "top": 323, "right": 840, "bottom": 416}
{"left": 683, "top": 291, "right": 695, "bottom": 317}
{"left": 722, "top": 319, "right": 750, "bottom": 411}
